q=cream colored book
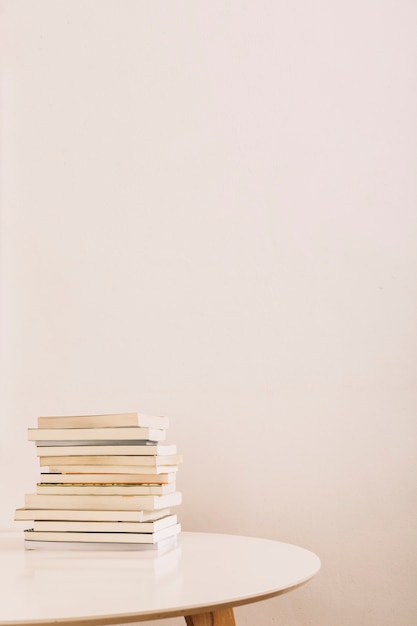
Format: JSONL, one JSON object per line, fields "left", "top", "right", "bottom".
{"left": 24, "top": 491, "right": 182, "bottom": 511}
{"left": 36, "top": 483, "right": 176, "bottom": 496}
{"left": 36, "top": 444, "right": 177, "bottom": 456}
{"left": 45, "top": 464, "right": 179, "bottom": 474}
{"left": 28, "top": 427, "right": 166, "bottom": 442}
{"left": 39, "top": 454, "right": 182, "bottom": 467}
{"left": 32, "top": 514, "right": 177, "bottom": 533}
{"left": 37, "top": 412, "right": 169, "bottom": 430}
{"left": 39, "top": 471, "right": 176, "bottom": 484}
{"left": 15, "top": 507, "right": 171, "bottom": 522}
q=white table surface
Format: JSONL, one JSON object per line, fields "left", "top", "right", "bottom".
{"left": 0, "top": 531, "right": 320, "bottom": 625}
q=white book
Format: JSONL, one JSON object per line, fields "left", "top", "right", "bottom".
{"left": 24, "top": 491, "right": 182, "bottom": 511}
{"left": 15, "top": 507, "right": 171, "bottom": 523}
{"left": 32, "top": 514, "right": 178, "bottom": 533}
{"left": 24, "top": 536, "right": 178, "bottom": 552}
{"left": 24, "top": 524, "right": 181, "bottom": 545}
{"left": 36, "top": 483, "right": 176, "bottom": 496}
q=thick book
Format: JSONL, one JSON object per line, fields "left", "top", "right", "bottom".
{"left": 24, "top": 491, "right": 182, "bottom": 511}
{"left": 37, "top": 412, "right": 169, "bottom": 430}
{"left": 39, "top": 471, "right": 176, "bottom": 484}
{"left": 36, "top": 443, "right": 177, "bottom": 456}
{"left": 32, "top": 514, "right": 177, "bottom": 533}
{"left": 15, "top": 507, "right": 171, "bottom": 522}
{"left": 39, "top": 454, "right": 182, "bottom": 467}
{"left": 24, "top": 535, "right": 178, "bottom": 552}
{"left": 28, "top": 427, "right": 166, "bottom": 442}
{"left": 45, "top": 464, "right": 179, "bottom": 474}
{"left": 23, "top": 523, "right": 181, "bottom": 545}
{"left": 36, "top": 483, "right": 176, "bottom": 496}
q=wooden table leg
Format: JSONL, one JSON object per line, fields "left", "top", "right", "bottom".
{"left": 185, "top": 607, "right": 236, "bottom": 626}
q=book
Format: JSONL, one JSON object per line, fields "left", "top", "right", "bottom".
{"left": 45, "top": 464, "right": 179, "bottom": 474}
{"left": 37, "top": 412, "right": 169, "bottom": 430}
{"left": 23, "top": 523, "right": 181, "bottom": 545}
{"left": 24, "top": 491, "right": 182, "bottom": 510}
{"left": 32, "top": 514, "right": 177, "bottom": 533}
{"left": 35, "top": 441, "right": 160, "bottom": 447}
{"left": 15, "top": 507, "right": 172, "bottom": 522}
{"left": 28, "top": 427, "right": 166, "bottom": 442}
{"left": 39, "top": 454, "right": 182, "bottom": 467}
{"left": 36, "top": 443, "right": 177, "bottom": 456}
{"left": 24, "top": 535, "right": 178, "bottom": 552}
{"left": 39, "top": 472, "right": 177, "bottom": 484}
{"left": 36, "top": 483, "right": 176, "bottom": 496}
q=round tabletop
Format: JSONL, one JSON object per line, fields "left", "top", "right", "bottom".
{"left": 0, "top": 531, "right": 320, "bottom": 625}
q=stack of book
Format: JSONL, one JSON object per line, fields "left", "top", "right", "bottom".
{"left": 14, "top": 412, "right": 182, "bottom": 551}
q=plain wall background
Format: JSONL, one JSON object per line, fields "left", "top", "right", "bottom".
{"left": 1, "top": 2, "right": 416, "bottom": 625}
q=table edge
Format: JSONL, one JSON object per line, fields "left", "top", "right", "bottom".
{"left": 0, "top": 531, "right": 321, "bottom": 626}
{"left": 0, "top": 574, "right": 320, "bottom": 626}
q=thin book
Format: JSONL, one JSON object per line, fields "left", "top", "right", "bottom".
{"left": 44, "top": 465, "right": 179, "bottom": 474}
{"left": 24, "top": 491, "right": 182, "bottom": 511}
{"left": 24, "top": 535, "right": 178, "bottom": 552}
{"left": 15, "top": 507, "right": 172, "bottom": 522}
{"left": 39, "top": 472, "right": 176, "bottom": 484}
{"left": 36, "top": 483, "right": 176, "bottom": 496}
{"left": 37, "top": 412, "right": 169, "bottom": 430}
{"left": 28, "top": 427, "right": 166, "bottom": 442}
{"left": 31, "top": 514, "right": 178, "bottom": 533}
{"left": 36, "top": 444, "right": 177, "bottom": 456}
{"left": 39, "top": 454, "right": 182, "bottom": 467}
{"left": 23, "top": 523, "right": 181, "bottom": 545}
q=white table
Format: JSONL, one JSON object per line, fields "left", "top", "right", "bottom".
{"left": 0, "top": 531, "right": 320, "bottom": 626}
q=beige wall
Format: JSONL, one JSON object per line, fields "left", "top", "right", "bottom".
{"left": 1, "top": 2, "right": 416, "bottom": 625}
